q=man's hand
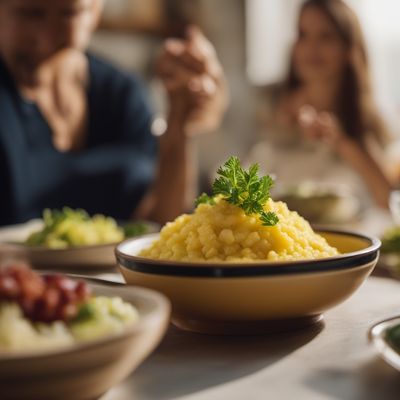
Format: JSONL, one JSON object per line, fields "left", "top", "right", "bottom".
{"left": 156, "top": 26, "right": 228, "bottom": 135}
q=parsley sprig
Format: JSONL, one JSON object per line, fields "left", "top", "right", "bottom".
{"left": 195, "top": 156, "right": 279, "bottom": 226}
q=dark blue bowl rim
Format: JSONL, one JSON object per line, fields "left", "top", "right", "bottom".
{"left": 115, "top": 229, "right": 381, "bottom": 278}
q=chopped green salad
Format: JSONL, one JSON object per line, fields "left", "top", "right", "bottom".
{"left": 25, "top": 208, "right": 153, "bottom": 249}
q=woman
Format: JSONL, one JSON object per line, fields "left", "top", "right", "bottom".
{"left": 250, "top": 0, "right": 393, "bottom": 208}
{"left": 0, "top": 0, "right": 227, "bottom": 225}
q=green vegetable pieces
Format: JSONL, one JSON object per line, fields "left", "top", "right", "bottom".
{"left": 195, "top": 193, "right": 216, "bottom": 207}
{"left": 381, "top": 227, "right": 400, "bottom": 253}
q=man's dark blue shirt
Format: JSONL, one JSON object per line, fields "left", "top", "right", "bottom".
{"left": 0, "top": 54, "right": 157, "bottom": 225}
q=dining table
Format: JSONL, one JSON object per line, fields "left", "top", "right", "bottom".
{"left": 100, "top": 276, "right": 400, "bottom": 400}
{"left": 97, "top": 208, "right": 400, "bottom": 400}
{"left": 1, "top": 208, "right": 400, "bottom": 400}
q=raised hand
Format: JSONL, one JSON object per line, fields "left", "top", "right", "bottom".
{"left": 298, "top": 105, "right": 345, "bottom": 147}
{"left": 156, "top": 25, "right": 227, "bottom": 135}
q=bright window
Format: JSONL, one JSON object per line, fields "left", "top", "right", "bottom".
{"left": 246, "top": 0, "right": 400, "bottom": 127}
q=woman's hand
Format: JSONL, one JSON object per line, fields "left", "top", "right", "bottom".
{"left": 298, "top": 105, "right": 348, "bottom": 149}
{"left": 297, "top": 105, "right": 392, "bottom": 208}
{"left": 156, "top": 26, "right": 228, "bottom": 135}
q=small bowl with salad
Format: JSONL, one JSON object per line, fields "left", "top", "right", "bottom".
{"left": 0, "top": 262, "right": 170, "bottom": 400}
{"left": 378, "top": 226, "right": 400, "bottom": 278}
{"left": 275, "top": 181, "right": 361, "bottom": 225}
{"left": 0, "top": 208, "right": 159, "bottom": 269}
{"left": 369, "top": 316, "right": 400, "bottom": 372}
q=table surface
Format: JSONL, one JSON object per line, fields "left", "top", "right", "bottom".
{"left": 1, "top": 212, "right": 399, "bottom": 400}
{"left": 101, "top": 277, "right": 400, "bottom": 400}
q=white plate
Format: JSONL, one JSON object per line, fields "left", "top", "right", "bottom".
{"left": 0, "top": 220, "right": 158, "bottom": 270}
{"left": 369, "top": 316, "right": 400, "bottom": 371}
{"left": 0, "top": 281, "right": 170, "bottom": 400}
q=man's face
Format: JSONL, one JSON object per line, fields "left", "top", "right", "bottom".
{"left": 0, "top": 0, "right": 102, "bottom": 68}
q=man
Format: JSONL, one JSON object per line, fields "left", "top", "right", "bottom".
{"left": 0, "top": 0, "right": 227, "bottom": 225}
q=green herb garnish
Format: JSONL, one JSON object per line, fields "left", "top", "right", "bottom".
{"left": 195, "top": 156, "right": 279, "bottom": 226}
{"left": 259, "top": 211, "right": 279, "bottom": 226}
{"left": 195, "top": 193, "right": 216, "bottom": 207}
{"left": 72, "top": 302, "right": 97, "bottom": 323}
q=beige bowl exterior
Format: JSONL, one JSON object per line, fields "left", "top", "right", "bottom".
{"left": 23, "top": 243, "right": 117, "bottom": 269}
{"left": 117, "top": 231, "right": 379, "bottom": 334}
{"left": 0, "top": 219, "right": 159, "bottom": 270}
{"left": 119, "top": 259, "right": 376, "bottom": 325}
{"left": 0, "top": 284, "right": 170, "bottom": 400}
{"left": 0, "top": 220, "right": 117, "bottom": 269}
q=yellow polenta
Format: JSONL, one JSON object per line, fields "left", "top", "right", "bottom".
{"left": 139, "top": 197, "right": 338, "bottom": 262}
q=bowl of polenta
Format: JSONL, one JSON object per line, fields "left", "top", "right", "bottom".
{"left": 115, "top": 157, "right": 380, "bottom": 334}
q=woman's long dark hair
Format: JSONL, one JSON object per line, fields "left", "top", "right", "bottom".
{"left": 286, "top": 0, "right": 389, "bottom": 145}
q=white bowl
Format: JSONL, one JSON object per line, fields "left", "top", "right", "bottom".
{"left": 0, "top": 220, "right": 159, "bottom": 270}
{"left": 0, "top": 282, "right": 170, "bottom": 400}
{"left": 369, "top": 316, "right": 400, "bottom": 372}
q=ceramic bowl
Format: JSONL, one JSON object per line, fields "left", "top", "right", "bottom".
{"left": 116, "top": 229, "right": 380, "bottom": 334}
{"left": 369, "top": 316, "right": 400, "bottom": 372}
{"left": 276, "top": 183, "right": 361, "bottom": 224}
{"left": 2, "top": 241, "right": 119, "bottom": 270}
{"left": 0, "top": 283, "right": 170, "bottom": 400}
{"left": 0, "top": 220, "right": 159, "bottom": 270}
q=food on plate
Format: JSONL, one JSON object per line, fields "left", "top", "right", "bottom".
{"left": 276, "top": 182, "right": 360, "bottom": 224}
{"left": 380, "top": 226, "right": 400, "bottom": 274}
{"left": 0, "top": 263, "right": 138, "bottom": 352}
{"left": 381, "top": 226, "right": 400, "bottom": 254}
{"left": 25, "top": 208, "right": 152, "bottom": 249}
{"left": 386, "top": 323, "right": 400, "bottom": 353}
{"left": 139, "top": 157, "right": 339, "bottom": 262}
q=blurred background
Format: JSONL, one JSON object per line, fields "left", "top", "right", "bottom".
{"left": 90, "top": 0, "right": 400, "bottom": 189}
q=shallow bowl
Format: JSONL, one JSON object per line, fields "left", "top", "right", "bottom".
{"left": 0, "top": 283, "right": 170, "bottom": 400}
{"left": 116, "top": 229, "right": 380, "bottom": 334}
{"left": 369, "top": 316, "right": 400, "bottom": 372}
{"left": 0, "top": 220, "right": 159, "bottom": 270}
